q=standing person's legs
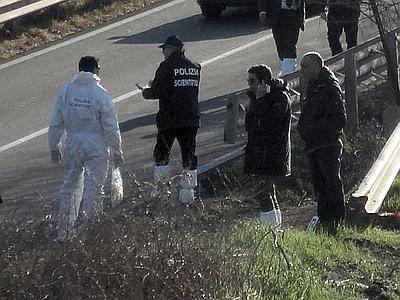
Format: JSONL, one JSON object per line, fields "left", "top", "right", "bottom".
{"left": 272, "top": 25, "right": 285, "bottom": 62}
{"left": 309, "top": 147, "right": 345, "bottom": 233}
{"left": 152, "top": 129, "right": 176, "bottom": 197}
{"left": 80, "top": 154, "right": 109, "bottom": 228}
{"left": 344, "top": 21, "right": 358, "bottom": 49}
{"left": 316, "top": 147, "right": 345, "bottom": 221}
{"left": 307, "top": 151, "right": 326, "bottom": 217}
{"left": 176, "top": 127, "right": 198, "bottom": 170}
{"left": 154, "top": 129, "right": 176, "bottom": 166}
{"left": 176, "top": 127, "right": 198, "bottom": 203}
{"left": 57, "top": 150, "right": 84, "bottom": 242}
{"left": 277, "top": 11, "right": 300, "bottom": 75}
{"left": 327, "top": 21, "right": 344, "bottom": 55}
{"left": 257, "top": 176, "right": 282, "bottom": 228}
{"left": 279, "top": 15, "right": 300, "bottom": 59}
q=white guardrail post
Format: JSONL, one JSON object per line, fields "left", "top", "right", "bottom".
{"left": 352, "top": 122, "right": 400, "bottom": 213}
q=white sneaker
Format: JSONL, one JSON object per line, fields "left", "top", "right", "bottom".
{"left": 279, "top": 58, "right": 297, "bottom": 77}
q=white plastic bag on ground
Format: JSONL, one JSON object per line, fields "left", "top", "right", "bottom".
{"left": 111, "top": 165, "right": 123, "bottom": 207}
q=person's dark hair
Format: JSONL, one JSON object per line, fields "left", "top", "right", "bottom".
{"left": 247, "top": 64, "right": 273, "bottom": 83}
{"left": 79, "top": 56, "right": 99, "bottom": 73}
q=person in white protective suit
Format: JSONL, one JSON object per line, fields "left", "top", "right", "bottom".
{"left": 48, "top": 56, "right": 123, "bottom": 242}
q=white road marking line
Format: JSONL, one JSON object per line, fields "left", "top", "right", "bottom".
{"left": 201, "top": 34, "right": 273, "bottom": 67}
{"left": 0, "top": 128, "right": 48, "bottom": 153}
{"left": 0, "top": 0, "right": 187, "bottom": 71}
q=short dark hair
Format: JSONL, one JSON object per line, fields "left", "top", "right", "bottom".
{"left": 79, "top": 56, "right": 99, "bottom": 73}
{"left": 247, "top": 64, "right": 272, "bottom": 82}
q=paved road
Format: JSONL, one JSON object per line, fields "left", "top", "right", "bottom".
{"left": 0, "top": 0, "right": 375, "bottom": 221}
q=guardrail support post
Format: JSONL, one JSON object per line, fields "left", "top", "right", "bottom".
{"left": 386, "top": 32, "right": 400, "bottom": 96}
{"left": 344, "top": 52, "right": 358, "bottom": 130}
{"left": 224, "top": 93, "right": 241, "bottom": 144}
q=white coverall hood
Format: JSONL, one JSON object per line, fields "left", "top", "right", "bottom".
{"left": 48, "top": 71, "right": 122, "bottom": 241}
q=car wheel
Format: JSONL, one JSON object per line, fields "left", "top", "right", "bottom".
{"left": 200, "top": 4, "right": 224, "bottom": 19}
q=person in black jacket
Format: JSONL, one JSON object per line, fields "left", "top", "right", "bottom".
{"left": 244, "top": 64, "right": 292, "bottom": 228}
{"left": 297, "top": 52, "right": 347, "bottom": 234}
{"left": 322, "top": 0, "right": 361, "bottom": 56}
{"left": 142, "top": 36, "right": 201, "bottom": 203}
{"left": 258, "top": 0, "right": 305, "bottom": 76}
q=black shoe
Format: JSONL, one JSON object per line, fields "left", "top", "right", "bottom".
{"left": 319, "top": 220, "right": 337, "bottom": 236}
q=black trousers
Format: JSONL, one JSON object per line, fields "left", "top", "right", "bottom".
{"left": 154, "top": 127, "right": 198, "bottom": 170}
{"left": 307, "top": 146, "right": 345, "bottom": 222}
{"left": 272, "top": 10, "right": 300, "bottom": 60}
{"left": 327, "top": 20, "right": 358, "bottom": 56}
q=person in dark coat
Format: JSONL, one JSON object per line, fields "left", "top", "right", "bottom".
{"left": 258, "top": 0, "right": 305, "bottom": 76}
{"left": 142, "top": 35, "right": 201, "bottom": 203}
{"left": 297, "top": 52, "right": 347, "bottom": 234}
{"left": 244, "top": 64, "right": 292, "bottom": 228}
{"left": 322, "top": 0, "right": 361, "bottom": 56}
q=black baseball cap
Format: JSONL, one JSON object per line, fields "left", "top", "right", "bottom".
{"left": 158, "top": 35, "right": 184, "bottom": 49}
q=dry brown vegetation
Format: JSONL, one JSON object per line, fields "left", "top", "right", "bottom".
{"left": 0, "top": 0, "right": 162, "bottom": 60}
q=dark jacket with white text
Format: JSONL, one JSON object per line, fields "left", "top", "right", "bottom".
{"left": 143, "top": 52, "right": 201, "bottom": 131}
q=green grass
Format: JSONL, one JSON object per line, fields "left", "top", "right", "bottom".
{"left": 382, "top": 175, "right": 400, "bottom": 212}
{"left": 211, "top": 221, "right": 400, "bottom": 299}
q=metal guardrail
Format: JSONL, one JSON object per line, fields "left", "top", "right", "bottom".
{"left": 0, "top": 0, "right": 66, "bottom": 24}
{"left": 352, "top": 122, "right": 400, "bottom": 213}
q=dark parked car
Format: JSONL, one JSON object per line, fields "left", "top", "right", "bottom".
{"left": 197, "top": 0, "right": 319, "bottom": 19}
{"left": 197, "top": 0, "right": 258, "bottom": 18}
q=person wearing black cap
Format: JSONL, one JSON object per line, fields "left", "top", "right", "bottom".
{"left": 142, "top": 35, "right": 201, "bottom": 203}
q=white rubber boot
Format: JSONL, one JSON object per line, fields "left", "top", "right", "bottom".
{"left": 260, "top": 209, "right": 282, "bottom": 229}
{"left": 151, "top": 165, "right": 170, "bottom": 199}
{"left": 280, "top": 58, "right": 297, "bottom": 77}
{"left": 179, "top": 169, "right": 197, "bottom": 203}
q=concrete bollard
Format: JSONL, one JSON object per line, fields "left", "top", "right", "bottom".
{"left": 224, "top": 93, "right": 241, "bottom": 144}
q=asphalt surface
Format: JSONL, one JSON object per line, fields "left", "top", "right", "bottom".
{"left": 0, "top": 0, "right": 376, "bottom": 220}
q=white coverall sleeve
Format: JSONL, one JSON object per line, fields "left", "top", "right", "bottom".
{"left": 100, "top": 93, "right": 122, "bottom": 156}
{"left": 48, "top": 88, "right": 66, "bottom": 152}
